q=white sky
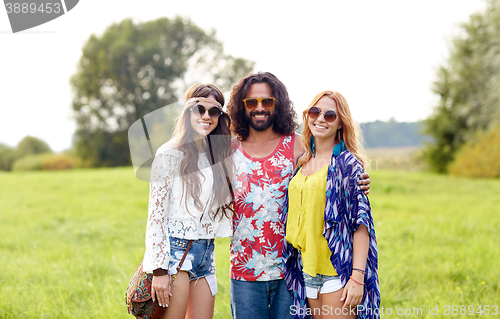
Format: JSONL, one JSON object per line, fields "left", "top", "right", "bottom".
{"left": 0, "top": 0, "right": 488, "bottom": 152}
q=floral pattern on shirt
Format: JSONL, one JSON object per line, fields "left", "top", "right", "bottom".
{"left": 230, "top": 134, "right": 295, "bottom": 281}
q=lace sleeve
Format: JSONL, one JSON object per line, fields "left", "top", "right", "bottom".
{"left": 143, "top": 151, "right": 181, "bottom": 273}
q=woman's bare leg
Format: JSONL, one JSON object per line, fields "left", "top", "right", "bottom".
{"left": 185, "top": 277, "right": 215, "bottom": 319}
{"left": 161, "top": 271, "right": 190, "bottom": 319}
{"left": 308, "top": 295, "right": 324, "bottom": 319}
{"left": 321, "top": 288, "right": 356, "bottom": 319}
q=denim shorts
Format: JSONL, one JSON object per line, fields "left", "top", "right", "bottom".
{"left": 168, "top": 237, "right": 217, "bottom": 295}
{"left": 303, "top": 273, "right": 343, "bottom": 299}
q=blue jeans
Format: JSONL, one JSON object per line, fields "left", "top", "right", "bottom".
{"left": 230, "top": 278, "right": 293, "bottom": 319}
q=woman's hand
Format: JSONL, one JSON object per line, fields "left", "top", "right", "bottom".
{"left": 359, "top": 172, "right": 370, "bottom": 195}
{"left": 152, "top": 275, "right": 171, "bottom": 307}
{"left": 341, "top": 277, "right": 364, "bottom": 309}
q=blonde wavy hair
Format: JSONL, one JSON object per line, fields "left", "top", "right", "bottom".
{"left": 298, "top": 90, "right": 369, "bottom": 168}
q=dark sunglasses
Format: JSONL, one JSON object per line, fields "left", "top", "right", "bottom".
{"left": 308, "top": 106, "right": 338, "bottom": 122}
{"left": 190, "top": 104, "right": 223, "bottom": 119}
{"left": 243, "top": 97, "right": 276, "bottom": 109}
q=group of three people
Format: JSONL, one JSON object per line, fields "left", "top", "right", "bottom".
{"left": 141, "top": 72, "right": 380, "bottom": 319}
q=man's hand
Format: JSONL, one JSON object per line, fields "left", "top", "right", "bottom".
{"left": 359, "top": 172, "right": 370, "bottom": 195}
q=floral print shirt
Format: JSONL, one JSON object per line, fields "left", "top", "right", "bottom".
{"left": 230, "top": 134, "right": 296, "bottom": 281}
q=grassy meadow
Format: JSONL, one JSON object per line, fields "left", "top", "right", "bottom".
{"left": 0, "top": 166, "right": 499, "bottom": 318}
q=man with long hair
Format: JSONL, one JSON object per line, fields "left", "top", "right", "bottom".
{"left": 227, "top": 72, "right": 371, "bottom": 319}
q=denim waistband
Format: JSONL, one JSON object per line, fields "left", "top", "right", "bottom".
{"left": 172, "top": 237, "right": 214, "bottom": 244}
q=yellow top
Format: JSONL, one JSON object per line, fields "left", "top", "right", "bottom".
{"left": 285, "top": 165, "right": 337, "bottom": 276}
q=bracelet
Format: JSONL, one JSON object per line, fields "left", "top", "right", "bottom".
{"left": 153, "top": 268, "right": 169, "bottom": 276}
{"left": 353, "top": 268, "right": 366, "bottom": 275}
{"left": 350, "top": 276, "right": 364, "bottom": 285}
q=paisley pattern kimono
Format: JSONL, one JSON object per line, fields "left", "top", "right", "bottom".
{"left": 280, "top": 150, "right": 380, "bottom": 319}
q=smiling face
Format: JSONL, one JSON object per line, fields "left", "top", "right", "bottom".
{"left": 189, "top": 95, "right": 220, "bottom": 136}
{"left": 244, "top": 83, "right": 276, "bottom": 132}
{"left": 308, "top": 95, "right": 342, "bottom": 141}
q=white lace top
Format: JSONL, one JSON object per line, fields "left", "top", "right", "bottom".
{"left": 143, "top": 144, "right": 232, "bottom": 273}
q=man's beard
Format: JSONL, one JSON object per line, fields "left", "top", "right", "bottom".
{"left": 245, "top": 110, "right": 276, "bottom": 132}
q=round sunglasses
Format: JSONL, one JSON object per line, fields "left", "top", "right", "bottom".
{"left": 243, "top": 97, "right": 276, "bottom": 109}
{"left": 190, "top": 104, "right": 223, "bottom": 119}
{"left": 308, "top": 106, "right": 338, "bottom": 122}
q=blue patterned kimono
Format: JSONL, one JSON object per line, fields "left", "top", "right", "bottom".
{"left": 280, "top": 150, "right": 380, "bottom": 319}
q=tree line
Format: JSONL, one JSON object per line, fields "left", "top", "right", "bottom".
{"left": 69, "top": 6, "right": 500, "bottom": 177}
{"left": 0, "top": 136, "right": 80, "bottom": 171}
{"left": 4, "top": 3, "right": 500, "bottom": 178}
{"left": 361, "top": 120, "right": 430, "bottom": 148}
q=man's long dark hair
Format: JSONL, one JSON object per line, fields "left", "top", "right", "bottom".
{"left": 228, "top": 72, "right": 298, "bottom": 140}
{"left": 174, "top": 83, "right": 233, "bottom": 221}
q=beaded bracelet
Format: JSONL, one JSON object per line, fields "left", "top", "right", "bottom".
{"left": 350, "top": 276, "right": 364, "bottom": 285}
{"left": 353, "top": 268, "right": 366, "bottom": 275}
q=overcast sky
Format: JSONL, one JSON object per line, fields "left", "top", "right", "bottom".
{"left": 0, "top": 0, "right": 488, "bottom": 151}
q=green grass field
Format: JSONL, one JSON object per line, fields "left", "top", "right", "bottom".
{"left": 0, "top": 168, "right": 499, "bottom": 318}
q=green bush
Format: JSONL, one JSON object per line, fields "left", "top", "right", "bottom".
{"left": 449, "top": 126, "right": 500, "bottom": 178}
{"left": 12, "top": 153, "right": 52, "bottom": 171}
{"left": 12, "top": 153, "right": 83, "bottom": 171}
{"left": 41, "top": 154, "right": 82, "bottom": 170}
{"left": 0, "top": 144, "right": 17, "bottom": 171}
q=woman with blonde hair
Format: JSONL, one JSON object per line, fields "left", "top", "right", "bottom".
{"left": 143, "top": 83, "right": 233, "bottom": 319}
{"left": 280, "top": 91, "right": 380, "bottom": 319}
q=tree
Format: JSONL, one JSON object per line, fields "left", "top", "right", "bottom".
{"left": 16, "top": 136, "right": 52, "bottom": 158}
{"left": 424, "top": 0, "right": 500, "bottom": 172}
{"left": 71, "top": 16, "right": 254, "bottom": 167}
{"left": 0, "top": 144, "right": 16, "bottom": 171}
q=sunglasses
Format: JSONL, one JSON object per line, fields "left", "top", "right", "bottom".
{"left": 243, "top": 97, "right": 276, "bottom": 109}
{"left": 190, "top": 104, "right": 223, "bottom": 119}
{"left": 308, "top": 106, "right": 338, "bottom": 122}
